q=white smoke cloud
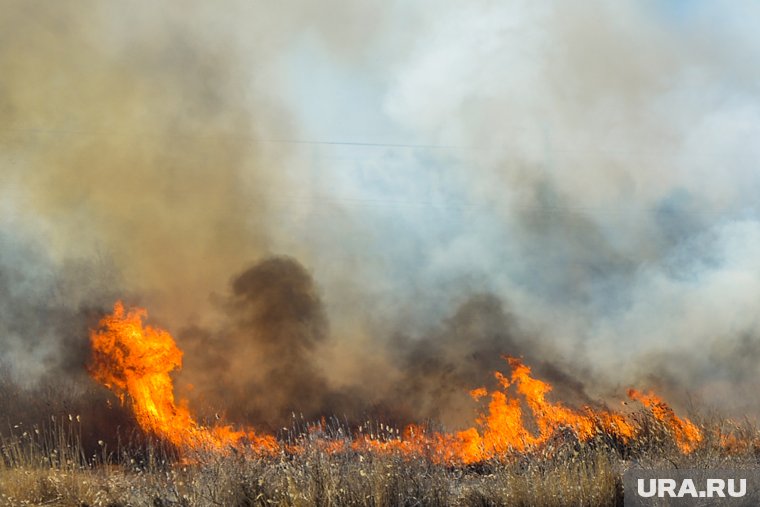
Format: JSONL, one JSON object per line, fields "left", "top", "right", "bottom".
{"left": 4, "top": 0, "right": 760, "bottom": 417}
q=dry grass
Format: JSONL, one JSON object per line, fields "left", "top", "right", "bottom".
{"left": 1, "top": 412, "right": 759, "bottom": 507}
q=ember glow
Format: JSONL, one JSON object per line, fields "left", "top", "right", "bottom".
{"left": 89, "top": 301, "right": 703, "bottom": 462}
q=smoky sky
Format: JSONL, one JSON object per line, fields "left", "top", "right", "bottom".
{"left": 3, "top": 0, "right": 760, "bottom": 432}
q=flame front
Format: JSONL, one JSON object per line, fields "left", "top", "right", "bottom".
{"left": 88, "top": 301, "right": 277, "bottom": 452}
{"left": 89, "top": 302, "right": 703, "bottom": 462}
{"left": 627, "top": 389, "right": 703, "bottom": 453}
{"left": 367, "top": 357, "right": 638, "bottom": 463}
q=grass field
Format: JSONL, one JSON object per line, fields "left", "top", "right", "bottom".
{"left": 1, "top": 411, "right": 758, "bottom": 507}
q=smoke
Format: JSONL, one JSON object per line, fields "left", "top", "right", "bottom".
{"left": 0, "top": 1, "right": 290, "bottom": 327}
{"left": 383, "top": 293, "right": 594, "bottom": 429}
{"left": 179, "top": 256, "right": 336, "bottom": 430}
{"left": 3, "top": 0, "right": 760, "bottom": 434}
{"left": 377, "top": 0, "right": 760, "bottom": 414}
{"left": 178, "top": 268, "right": 583, "bottom": 430}
{"left": 0, "top": 226, "right": 134, "bottom": 449}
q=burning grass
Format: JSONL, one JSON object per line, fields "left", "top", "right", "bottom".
{"left": 88, "top": 302, "right": 703, "bottom": 463}
{"left": 2, "top": 301, "right": 760, "bottom": 505}
{"left": 1, "top": 414, "right": 759, "bottom": 506}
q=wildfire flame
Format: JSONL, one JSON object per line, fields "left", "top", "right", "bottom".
{"left": 88, "top": 302, "right": 703, "bottom": 462}
{"left": 626, "top": 388, "right": 703, "bottom": 453}
{"left": 88, "top": 302, "right": 277, "bottom": 452}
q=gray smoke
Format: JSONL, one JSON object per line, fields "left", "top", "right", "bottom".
{"left": 2, "top": 0, "right": 760, "bottom": 435}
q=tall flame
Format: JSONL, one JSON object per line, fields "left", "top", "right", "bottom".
{"left": 89, "top": 302, "right": 702, "bottom": 462}
{"left": 88, "top": 301, "right": 277, "bottom": 452}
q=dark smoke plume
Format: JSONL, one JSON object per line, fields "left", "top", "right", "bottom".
{"left": 180, "top": 257, "right": 336, "bottom": 431}
{"left": 179, "top": 261, "right": 586, "bottom": 430}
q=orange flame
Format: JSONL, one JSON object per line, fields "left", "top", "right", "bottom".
{"left": 89, "top": 302, "right": 703, "bottom": 462}
{"left": 412, "top": 357, "right": 638, "bottom": 463}
{"left": 627, "top": 389, "right": 703, "bottom": 453}
{"left": 88, "top": 301, "right": 277, "bottom": 452}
